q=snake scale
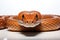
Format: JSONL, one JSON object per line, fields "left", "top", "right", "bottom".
{"left": 0, "top": 11, "right": 60, "bottom": 32}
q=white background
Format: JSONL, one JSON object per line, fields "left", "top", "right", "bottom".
{"left": 0, "top": 0, "right": 60, "bottom": 40}
{"left": 0, "top": 0, "right": 60, "bottom": 15}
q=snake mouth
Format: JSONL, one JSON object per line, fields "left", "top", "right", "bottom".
{"left": 18, "top": 20, "right": 41, "bottom": 27}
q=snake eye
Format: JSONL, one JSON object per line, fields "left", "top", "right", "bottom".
{"left": 36, "top": 14, "right": 38, "bottom": 21}
{"left": 22, "top": 15, "right": 24, "bottom": 20}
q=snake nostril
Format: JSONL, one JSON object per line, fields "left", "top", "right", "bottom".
{"left": 26, "top": 21, "right": 33, "bottom": 23}
{"left": 32, "top": 21, "right": 33, "bottom": 23}
{"left": 27, "top": 21, "right": 28, "bottom": 23}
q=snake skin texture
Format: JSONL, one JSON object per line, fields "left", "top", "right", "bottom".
{"left": 36, "top": 15, "right": 60, "bottom": 31}
{"left": 6, "top": 16, "right": 22, "bottom": 31}
{"left": 6, "top": 15, "right": 60, "bottom": 32}
{"left": 0, "top": 11, "right": 60, "bottom": 32}
{"left": 0, "top": 16, "right": 5, "bottom": 29}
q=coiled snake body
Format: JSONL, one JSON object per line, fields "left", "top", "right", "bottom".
{"left": 0, "top": 11, "right": 60, "bottom": 32}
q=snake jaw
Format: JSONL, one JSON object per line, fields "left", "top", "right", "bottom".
{"left": 18, "top": 20, "right": 41, "bottom": 27}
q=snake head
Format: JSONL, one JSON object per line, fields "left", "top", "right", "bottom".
{"left": 18, "top": 11, "right": 41, "bottom": 27}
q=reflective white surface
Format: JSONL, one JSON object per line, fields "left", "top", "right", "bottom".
{"left": 7, "top": 30, "right": 60, "bottom": 40}
{"left": 0, "top": 29, "right": 60, "bottom": 40}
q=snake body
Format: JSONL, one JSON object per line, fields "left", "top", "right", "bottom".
{"left": 0, "top": 11, "right": 60, "bottom": 32}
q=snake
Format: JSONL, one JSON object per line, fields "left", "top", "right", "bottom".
{"left": 0, "top": 11, "right": 60, "bottom": 32}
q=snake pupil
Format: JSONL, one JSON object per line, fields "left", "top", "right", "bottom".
{"left": 22, "top": 15, "right": 24, "bottom": 20}
{"left": 36, "top": 14, "right": 38, "bottom": 21}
